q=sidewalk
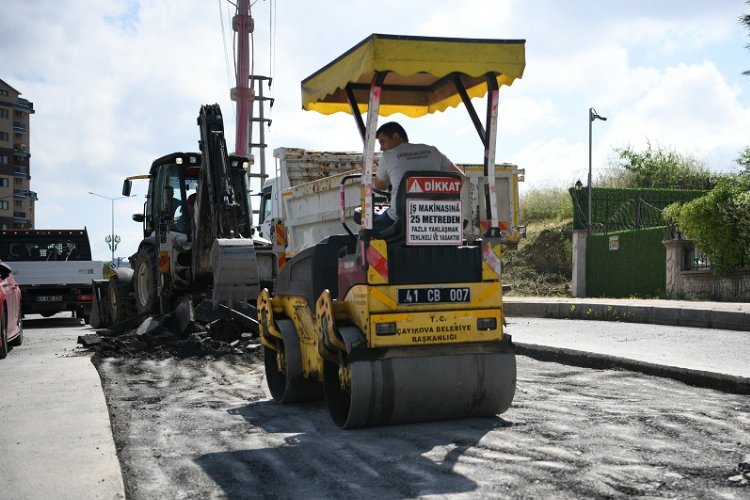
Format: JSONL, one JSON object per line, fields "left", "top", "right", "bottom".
{"left": 503, "top": 296, "right": 750, "bottom": 331}
{"left": 0, "top": 316, "right": 125, "bottom": 500}
{"left": 504, "top": 296, "right": 750, "bottom": 395}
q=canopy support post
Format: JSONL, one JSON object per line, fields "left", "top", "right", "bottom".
{"left": 484, "top": 74, "right": 501, "bottom": 236}
{"left": 452, "top": 75, "right": 487, "bottom": 148}
{"left": 345, "top": 83, "right": 367, "bottom": 142}
{"left": 361, "top": 72, "right": 387, "bottom": 235}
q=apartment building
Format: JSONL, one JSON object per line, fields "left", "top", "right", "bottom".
{"left": 0, "top": 78, "right": 35, "bottom": 229}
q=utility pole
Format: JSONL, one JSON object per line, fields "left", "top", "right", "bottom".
{"left": 231, "top": 0, "right": 254, "bottom": 157}
{"left": 88, "top": 192, "right": 127, "bottom": 265}
{"left": 588, "top": 107, "right": 607, "bottom": 234}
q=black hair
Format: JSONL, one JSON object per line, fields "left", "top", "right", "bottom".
{"left": 376, "top": 121, "right": 409, "bottom": 142}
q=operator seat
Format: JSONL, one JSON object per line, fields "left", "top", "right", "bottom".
{"left": 377, "top": 170, "right": 481, "bottom": 285}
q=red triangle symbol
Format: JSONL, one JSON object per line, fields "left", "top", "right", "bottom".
{"left": 408, "top": 178, "right": 422, "bottom": 193}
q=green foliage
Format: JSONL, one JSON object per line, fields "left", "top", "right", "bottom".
{"left": 519, "top": 188, "right": 572, "bottom": 223}
{"left": 736, "top": 146, "right": 750, "bottom": 173}
{"left": 742, "top": 3, "right": 750, "bottom": 76}
{"left": 503, "top": 220, "right": 573, "bottom": 297}
{"left": 605, "top": 143, "right": 716, "bottom": 189}
{"left": 664, "top": 173, "right": 750, "bottom": 275}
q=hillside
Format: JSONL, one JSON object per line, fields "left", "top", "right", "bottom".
{"left": 503, "top": 220, "right": 573, "bottom": 297}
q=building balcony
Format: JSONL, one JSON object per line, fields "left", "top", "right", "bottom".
{"left": 13, "top": 189, "right": 37, "bottom": 201}
{"left": 13, "top": 121, "right": 27, "bottom": 133}
{"left": 15, "top": 98, "right": 34, "bottom": 113}
{"left": 13, "top": 168, "right": 28, "bottom": 179}
{"left": 13, "top": 143, "right": 27, "bottom": 152}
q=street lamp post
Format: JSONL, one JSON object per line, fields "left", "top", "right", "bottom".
{"left": 88, "top": 192, "right": 129, "bottom": 265}
{"left": 588, "top": 107, "right": 607, "bottom": 234}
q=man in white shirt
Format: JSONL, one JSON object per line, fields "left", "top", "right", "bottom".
{"left": 373, "top": 122, "right": 464, "bottom": 232}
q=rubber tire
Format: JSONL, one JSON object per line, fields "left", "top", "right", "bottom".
{"left": 109, "top": 269, "right": 136, "bottom": 324}
{"left": 0, "top": 307, "right": 8, "bottom": 360}
{"left": 133, "top": 245, "right": 159, "bottom": 315}
{"left": 89, "top": 285, "right": 109, "bottom": 329}
{"left": 9, "top": 313, "right": 22, "bottom": 347}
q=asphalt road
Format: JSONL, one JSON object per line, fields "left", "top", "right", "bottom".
{"left": 2, "top": 315, "right": 749, "bottom": 499}
{"left": 97, "top": 327, "right": 750, "bottom": 499}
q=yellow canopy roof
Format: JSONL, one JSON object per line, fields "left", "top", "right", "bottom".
{"left": 301, "top": 34, "right": 526, "bottom": 117}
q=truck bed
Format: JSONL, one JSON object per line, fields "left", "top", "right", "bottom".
{"left": 8, "top": 261, "right": 103, "bottom": 286}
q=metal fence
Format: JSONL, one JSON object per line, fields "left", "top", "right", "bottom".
{"left": 570, "top": 187, "right": 706, "bottom": 234}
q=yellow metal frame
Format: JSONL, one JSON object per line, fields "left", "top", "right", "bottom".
{"left": 258, "top": 289, "right": 325, "bottom": 380}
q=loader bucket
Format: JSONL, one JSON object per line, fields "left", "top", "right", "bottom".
{"left": 210, "top": 238, "right": 260, "bottom": 306}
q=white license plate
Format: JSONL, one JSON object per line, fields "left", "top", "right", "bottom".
{"left": 37, "top": 296, "right": 63, "bottom": 302}
{"left": 398, "top": 287, "right": 470, "bottom": 305}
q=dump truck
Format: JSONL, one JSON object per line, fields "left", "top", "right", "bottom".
{"left": 91, "top": 104, "right": 274, "bottom": 328}
{"left": 258, "top": 33, "right": 526, "bottom": 428}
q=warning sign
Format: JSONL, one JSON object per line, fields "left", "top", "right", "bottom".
{"left": 406, "top": 199, "right": 463, "bottom": 245}
{"left": 406, "top": 177, "right": 462, "bottom": 195}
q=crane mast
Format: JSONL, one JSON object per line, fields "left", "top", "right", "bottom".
{"left": 231, "top": 0, "right": 254, "bottom": 157}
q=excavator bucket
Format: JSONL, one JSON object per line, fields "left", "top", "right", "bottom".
{"left": 210, "top": 238, "right": 260, "bottom": 306}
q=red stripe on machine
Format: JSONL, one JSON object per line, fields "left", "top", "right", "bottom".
{"left": 366, "top": 244, "right": 388, "bottom": 280}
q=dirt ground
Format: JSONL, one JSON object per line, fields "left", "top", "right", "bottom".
{"left": 93, "top": 335, "right": 750, "bottom": 499}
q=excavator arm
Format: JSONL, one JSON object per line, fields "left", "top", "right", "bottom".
{"left": 196, "top": 104, "right": 244, "bottom": 239}
{"left": 192, "top": 104, "right": 260, "bottom": 304}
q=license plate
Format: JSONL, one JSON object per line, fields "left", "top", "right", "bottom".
{"left": 397, "top": 287, "right": 470, "bottom": 305}
{"left": 37, "top": 295, "right": 63, "bottom": 302}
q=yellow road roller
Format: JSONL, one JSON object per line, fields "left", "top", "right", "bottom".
{"left": 258, "top": 34, "right": 525, "bottom": 428}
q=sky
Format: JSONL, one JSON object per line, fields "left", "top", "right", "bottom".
{"left": 2, "top": 0, "right": 750, "bottom": 262}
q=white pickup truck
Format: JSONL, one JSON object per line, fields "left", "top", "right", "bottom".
{"left": 0, "top": 229, "right": 103, "bottom": 322}
{"left": 258, "top": 147, "right": 525, "bottom": 261}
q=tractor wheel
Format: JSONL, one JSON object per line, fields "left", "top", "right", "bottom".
{"left": 133, "top": 245, "right": 159, "bottom": 315}
{"left": 109, "top": 268, "right": 136, "bottom": 324}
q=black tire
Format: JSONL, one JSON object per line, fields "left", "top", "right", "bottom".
{"left": 9, "top": 314, "right": 22, "bottom": 347}
{"left": 0, "top": 307, "right": 8, "bottom": 360}
{"left": 133, "top": 245, "right": 159, "bottom": 315}
{"left": 89, "top": 283, "right": 110, "bottom": 329}
{"left": 109, "top": 268, "right": 136, "bottom": 323}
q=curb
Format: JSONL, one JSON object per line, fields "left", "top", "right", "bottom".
{"left": 515, "top": 342, "right": 750, "bottom": 396}
{"left": 504, "top": 301, "right": 750, "bottom": 332}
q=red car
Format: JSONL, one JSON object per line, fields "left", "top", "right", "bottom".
{"left": 0, "top": 260, "right": 23, "bottom": 359}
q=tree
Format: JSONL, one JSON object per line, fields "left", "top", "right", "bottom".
{"left": 664, "top": 173, "right": 750, "bottom": 275}
{"left": 605, "top": 143, "right": 715, "bottom": 189}
{"left": 735, "top": 146, "right": 750, "bottom": 173}
{"left": 742, "top": 1, "right": 750, "bottom": 75}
